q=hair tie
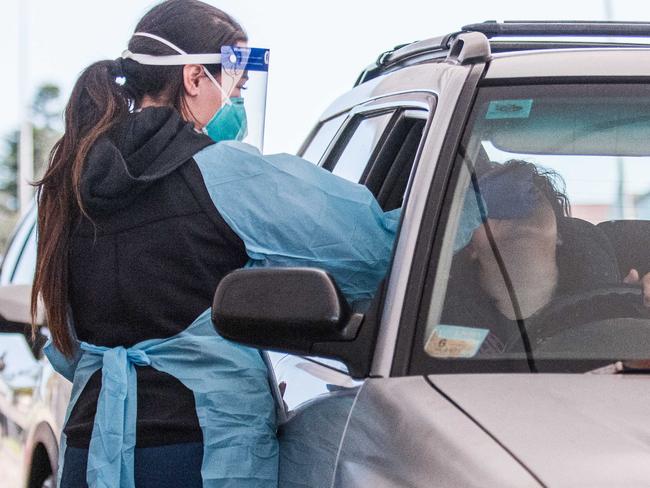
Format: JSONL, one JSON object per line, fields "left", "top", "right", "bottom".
{"left": 111, "top": 57, "right": 126, "bottom": 78}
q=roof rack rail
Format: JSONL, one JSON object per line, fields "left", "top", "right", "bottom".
{"left": 354, "top": 31, "right": 491, "bottom": 86}
{"left": 354, "top": 21, "right": 650, "bottom": 88}
{"left": 462, "top": 21, "right": 650, "bottom": 38}
{"left": 354, "top": 34, "right": 453, "bottom": 85}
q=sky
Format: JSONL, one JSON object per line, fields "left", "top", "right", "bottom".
{"left": 1, "top": 0, "right": 645, "bottom": 156}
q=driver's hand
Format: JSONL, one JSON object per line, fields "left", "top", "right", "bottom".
{"left": 623, "top": 268, "right": 650, "bottom": 306}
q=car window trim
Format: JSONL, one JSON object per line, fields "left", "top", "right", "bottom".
{"left": 10, "top": 223, "right": 37, "bottom": 284}
{"left": 297, "top": 111, "right": 351, "bottom": 163}
{"left": 0, "top": 205, "right": 36, "bottom": 284}
{"left": 387, "top": 63, "right": 487, "bottom": 377}
{"left": 319, "top": 92, "right": 436, "bottom": 171}
{"left": 321, "top": 109, "right": 398, "bottom": 173}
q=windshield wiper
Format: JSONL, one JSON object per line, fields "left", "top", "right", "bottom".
{"left": 587, "top": 360, "right": 650, "bottom": 374}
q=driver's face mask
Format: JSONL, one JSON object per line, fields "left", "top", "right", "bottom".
{"left": 121, "top": 32, "right": 262, "bottom": 145}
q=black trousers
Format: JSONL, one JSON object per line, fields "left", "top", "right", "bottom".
{"left": 60, "top": 442, "right": 203, "bottom": 487}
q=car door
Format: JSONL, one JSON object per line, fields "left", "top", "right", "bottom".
{"left": 320, "top": 62, "right": 497, "bottom": 487}
{"left": 277, "top": 92, "right": 434, "bottom": 487}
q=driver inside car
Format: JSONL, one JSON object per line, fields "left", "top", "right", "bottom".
{"left": 442, "top": 159, "right": 650, "bottom": 353}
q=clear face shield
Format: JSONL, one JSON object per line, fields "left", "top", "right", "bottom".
{"left": 215, "top": 46, "right": 270, "bottom": 150}
{"left": 121, "top": 33, "right": 270, "bottom": 151}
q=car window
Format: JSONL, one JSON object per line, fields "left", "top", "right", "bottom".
{"left": 300, "top": 113, "right": 347, "bottom": 165}
{"left": 298, "top": 107, "right": 430, "bottom": 376}
{"left": 360, "top": 111, "right": 427, "bottom": 211}
{"left": 329, "top": 112, "right": 395, "bottom": 183}
{"left": 411, "top": 83, "right": 650, "bottom": 374}
{"left": 0, "top": 207, "right": 36, "bottom": 286}
{"left": 11, "top": 225, "right": 37, "bottom": 285}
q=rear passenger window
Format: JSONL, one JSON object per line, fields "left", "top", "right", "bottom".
{"left": 325, "top": 108, "right": 428, "bottom": 211}
{"left": 0, "top": 206, "right": 36, "bottom": 286}
{"left": 11, "top": 226, "right": 37, "bottom": 285}
{"left": 330, "top": 112, "right": 394, "bottom": 183}
{"left": 300, "top": 113, "right": 347, "bottom": 165}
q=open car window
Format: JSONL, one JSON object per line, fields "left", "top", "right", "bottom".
{"left": 326, "top": 108, "right": 428, "bottom": 211}
{"left": 413, "top": 83, "right": 650, "bottom": 374}
{"left": 303, "top": 101, "right": 431, "bottom": 375}
{"left": 326, "top": 111, "right": 395, "bottom": 183}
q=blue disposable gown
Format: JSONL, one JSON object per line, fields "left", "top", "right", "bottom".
{"left": 194, "top": 142, "right": 401, "bottom": 302}
{"left": 46, "top": 141, "right": 400, "bottom": 487}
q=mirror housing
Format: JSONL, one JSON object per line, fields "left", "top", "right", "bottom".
{"left": 212, "top": 268, "right": 372, "bottom": 377}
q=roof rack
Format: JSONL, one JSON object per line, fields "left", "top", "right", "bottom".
{"left": 354, "top": 32, "right": 490, "bottom": 86}
{"left": 462, "top": 21, "right": 650, "bottom": 38}
{"left": 354, "top": 35, "right": 452, "bottom": 86}
{"left": 354, "top": 21, "right": 650, "bottom": 87}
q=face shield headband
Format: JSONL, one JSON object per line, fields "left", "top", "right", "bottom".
{"left": 121, "top": 32, "right": 233, "bottom": 105}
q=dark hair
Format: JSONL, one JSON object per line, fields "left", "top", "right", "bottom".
{"left": 480, "top": 159, "right": 571, "bottom": 219}
{"left": 513, "top": 159, "right": 571, "bottom": 218}
{"left": 31, "top": 0, "right": 247, "bottom": 356}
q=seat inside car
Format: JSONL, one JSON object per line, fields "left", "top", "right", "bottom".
{"left": 556, "top": 217, "right": 621, "bottom": 293}
{"left": 597, "top": 220, "right": 650, "bottom": 278}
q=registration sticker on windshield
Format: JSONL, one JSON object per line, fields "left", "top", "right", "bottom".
{"left": 425, "top": 325, "right": 489, "bottom": 358}
{"left": 486, "top": 99, "right": 533, "bottom": 119}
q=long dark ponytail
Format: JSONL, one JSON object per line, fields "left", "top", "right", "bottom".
{"left": 32, "top": 0, "right": 246, "bottom": 356}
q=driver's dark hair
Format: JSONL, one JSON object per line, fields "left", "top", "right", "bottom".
{"left": 32, "top": 0, "right": 247, "bottom": 357}
{"left": 486, "top": 159, "right": 571, "bottom": 218}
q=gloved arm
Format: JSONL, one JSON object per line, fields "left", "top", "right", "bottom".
{"left": 194, "top": 142, "right": 399, "bottom": 302}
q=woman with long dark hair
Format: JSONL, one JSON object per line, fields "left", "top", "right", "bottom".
{"left": 31, "top": 1, "right": 397, "bottom": 487}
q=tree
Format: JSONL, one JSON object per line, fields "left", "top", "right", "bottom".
{"left": 0, "top": 83, "right": 62, "bottom": 213}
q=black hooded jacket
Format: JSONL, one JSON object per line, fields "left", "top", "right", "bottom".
{"left": 64, "top": 107, "right": 248, "bottom": 447}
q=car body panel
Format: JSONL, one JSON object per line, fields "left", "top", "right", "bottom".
{"left": 332, "top": 377, "right": 539, "bottom": 487}
{"left": 279, "top": 387, "right": 359, "bottom": 488}
{"left": 320, "top": 63, "right": 467, "bottom": 121}
{"left": 486, "top": 48, "right": 650, "bottom": 79}
{"left": 431, "top": 374, "right": 650, "bottom": 487}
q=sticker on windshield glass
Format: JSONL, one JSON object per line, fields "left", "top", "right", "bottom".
{"left": 425, "top": 325, "right": 489, "bottom": 358}
{"left": 486, "top": 99, "right": 533, "bottom": 119}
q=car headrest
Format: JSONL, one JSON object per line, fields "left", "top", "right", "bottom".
{"left": 556, "top": 217, "right": 621, "bottom": 293}
{"left": 596, "top": 220, "right": 650, "bottom": 278}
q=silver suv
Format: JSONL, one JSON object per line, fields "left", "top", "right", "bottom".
{"left": 214, "top": 22, "right": 650, "bottom": 487}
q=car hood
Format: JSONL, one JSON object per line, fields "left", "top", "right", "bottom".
{"left": 430, "top": 373, "right": 650, "bottom": 487}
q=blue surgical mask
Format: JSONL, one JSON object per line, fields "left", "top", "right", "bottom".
{"left": 204, "top": 97, "right": 248, "bottom": 143}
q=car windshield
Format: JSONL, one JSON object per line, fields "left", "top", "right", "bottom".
{"left": 424, "top": 83, "right": 650, "bottom": 372}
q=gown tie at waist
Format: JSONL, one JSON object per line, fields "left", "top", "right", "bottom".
{"left": 79, "top": 342, "right": 152, "bottom": 488}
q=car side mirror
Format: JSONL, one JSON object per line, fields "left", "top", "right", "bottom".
{"left": 212, "top": 268, "right": 371, "bottom": 377}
